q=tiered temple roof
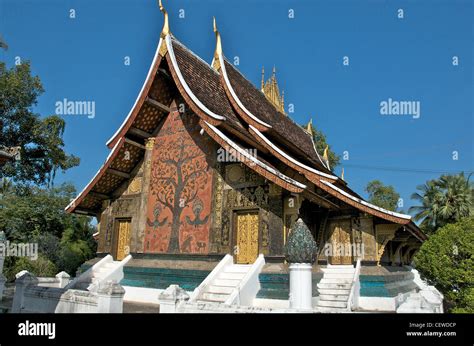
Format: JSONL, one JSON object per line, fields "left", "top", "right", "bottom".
{"left": 66, "top": 4, "right": 426, "bottom": 242}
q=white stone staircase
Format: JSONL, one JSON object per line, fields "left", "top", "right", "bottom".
{"left": 188, "top": 254, "right": 265, "bottom": 307}
{"left": 196, "top": 264, "right": 252, "bottom": 303}
{"left": 66, "top": 254, "right": 132, "bottom": 292}
{"left": 316, "top": 264, "right": 355, "bottom": 312}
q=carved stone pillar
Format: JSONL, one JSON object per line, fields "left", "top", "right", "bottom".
{"left": 134, "top": 137, "right": 155, "bottom": 254}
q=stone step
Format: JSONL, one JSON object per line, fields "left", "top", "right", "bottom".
{"left": 195, "top": 299, "right": 224, "bottom": 304}
{"left": 319, "top": 294, "right": 349, "bottom": 302}
{"left": 320, "top": 278, "right": 352, "bottom": 284}
{"left": 206, "top": 285, "right": 235, "bottom": 294}
{"left": 326, "top": 264, "right": 354, "bottom": 269}
{"left": 93, "top": 267, "right": 113, "bottom": 276}
{"left": 317, "top": 282, "right": 352, "bottom": 290}
{"left": 321, "top": 269, "right": 355, "bottom": 275}
{"left": 103, "top": 262, "right": 118, "bottom": 269}
{"left": 317, "top": 300, "right": 348, "bottom": 308}
{"left": 201, "top": 292, "right": 228, "bottom": 302}
{"left": 213, "top": 278, "right": 240, "bottom": 287}
{"left": 225, "top": 265, "right": 251, "bottom": 273}
{"left": 318, "top": 288, "right": 351, "bottom": 296}
{"left": 219, "top": 272, "right": 246, "bottom": 280}
{"left": 323, "top": 273, "right": 354, "bottom": 279}
{"left": 317, "top": 306, "right": 349, "bottom": 313}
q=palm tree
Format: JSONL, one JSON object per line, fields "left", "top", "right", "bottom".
{"left": 409, "top": 180, "right": 442, "bottom": 232}
{"left": 409, "top": 173, "right": 473, "bottom": 233}
{"left": 0, "top": 177, "right": 13, "bottom": 197}
{"left": 437, "top": 174, "right": 472, "bottom": 224}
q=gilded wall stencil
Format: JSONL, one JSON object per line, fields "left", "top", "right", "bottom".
{"left": 144, "top": 111, "right": 213, "bottom": 254}
{"left": 209, "top": 163, "right": 224, "bottom": 253}
{"left": 127, "top": 176, "right": 142, "bottom": 194}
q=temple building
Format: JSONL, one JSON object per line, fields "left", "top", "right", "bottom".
{"left": 66, "top": 3, "right": 426, "bottom": 300}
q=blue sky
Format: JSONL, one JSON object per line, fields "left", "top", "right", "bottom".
{"left": 1, "top": 0, "right": 473, "bottom": 212}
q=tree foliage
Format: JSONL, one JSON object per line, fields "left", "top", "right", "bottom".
{"left": 365, "top": 180, "right": 400, "bottom": 212}
{"left": 0, "top": 183, "right": 96, "bottom": 278}
{"left": 409, "top": 173, "right": 473, "bottom": 233}
{"left": 414, "top": 217, "right": 474, "bottom": 313}
{"left": 0, "top": 61, "right": 79, "bottom": 186}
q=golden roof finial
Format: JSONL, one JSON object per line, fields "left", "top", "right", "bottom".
{"left": 323, "top": 145, "right": 329, "bottom": 161}
{"left": 306, "top": 118, "right": 313, "bottom": 133}
{"left": 341, "top": 167, "right": 345, "bottom": 181}
{"left": 213, "top": 17, "right": 222, "bottom": 56}
{"left": 159, "top": 0, "right": 170, "bottom": 38}
{"left": 212, "top": 17, "right": 222, "bottom": 70}
{"left": 261, "top": 66, "right": 265, "bottom": 91}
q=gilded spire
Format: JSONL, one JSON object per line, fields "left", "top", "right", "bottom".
{"left": 159, "top": 0, "right": 170, "bottom": 38}
{"left": 262, "top": 66, "right": 285, "bottom": 114}
{"left": 306, "top": 118, "right": 313, "bottom": 133}
{"left": 212, "top": 17, "right": 222, "bottom": 70}
{"left": 261, "top": 66, "right": 265, "bottom": 91}
{"left": 323, "top": 145, "right": 330, "bottom": 169}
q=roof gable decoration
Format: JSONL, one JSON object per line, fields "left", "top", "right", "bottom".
{"left": 159, "top": 0, "right": 169, "bottom": 38}
{"left": 261, "top": 66, "right": 285, "bottom": 114}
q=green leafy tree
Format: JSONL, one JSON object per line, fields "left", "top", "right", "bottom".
{"left": 365, "top": 180, "right": 400, "bottom": 212}
{"left": 0, "top": 61, "right": 79, "bottom": 186}
{"left": 409, "top": 173, "right": 473, "bottom": 233}
{"left": 0, "top": 183, "right": 97, "bottom": 276}
{"left": 414, "top": 217, "right": 474, "bottom": 313}
{"left": 4, "top": 255, "right": 58, "bottom": 281}
{"left": 302, "top": 123, "right": 340, "bottom": 169}
{"left": 0, "top": 183, "right": 77, "bottom": 241}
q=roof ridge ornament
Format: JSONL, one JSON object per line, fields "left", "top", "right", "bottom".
{"left": 341, "top": 167, "right": 345, "bottom": 181}
{"left": 159, "top": 0, "right": 170, "bottom": 38}
{"left": 212, "top": 17, "right": 222, "bottom": 70}
{"left": 323, "top": 145, "right": 330, "bottom": 170}
{"left": 306, "top": 118, "right": 313, "bottom": 133}
{"left": 261, "top": 66, "right": 286, "bottom": 114}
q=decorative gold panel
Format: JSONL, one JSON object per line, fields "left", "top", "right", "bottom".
{"left": 329, "top": 221, "right": 352, "bottom": 265}
{"left": 128, "top": 177, "right": 142, "bottom": 194}
{"left": 226, "top": 164, "right": 244, "bottom": 184}
{"left": 116, "top": 220, "right": 131, "bottom": 261}
{"left": 236, "top": 212, "right": 259, "bottom": 264}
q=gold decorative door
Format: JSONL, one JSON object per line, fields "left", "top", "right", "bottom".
{"left": 329, "top": 221, "right": 352, "bottom": 265}
{"left": 115, "top": 219, "right": 131, "bottom": 261}
{"left": 235, "top": 211, "right": 259, "bottom": 264}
